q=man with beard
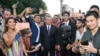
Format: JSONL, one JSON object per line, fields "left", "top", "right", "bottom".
{"left": 79, "top": 11, "right": 100, "bottom": 56}
{"left": 72, "top": 19, "right": 85, "bottom": 56}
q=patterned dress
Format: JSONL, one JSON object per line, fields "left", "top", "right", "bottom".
{"left": 6, "top": 34, "right": 23, "bottom": 56}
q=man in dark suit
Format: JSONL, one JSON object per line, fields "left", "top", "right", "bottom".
{"left": 25, "top": 14, "right": 41, "bottom": 56}
{"left": 56, "top": 11, "right": 76, "bottom": 56}
{"left": 40, "top": 16, "right": 57, "bottom": 56}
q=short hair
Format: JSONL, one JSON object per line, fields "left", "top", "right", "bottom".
{"left": 85, "top": 11, "right": 99, "bottom": 20}
{"left": 62, "top": 11, "right": 70, "bottom": 16}
{"left": 2, "top": 8, "right": 11, "bottom": 14}
{"left": 34, "top": 14, "right": 40, "bottom": 18}
{"left": 76, "top": 19, "right": 85, "bottom": 27}
{"left": 44, "top": 16, "right": 52, "bottom": 20}
{"left": 77, "top": 19, "right": 84, "bottom": 24}
{"left": 90, "top": 5, "right": 99, "bottom": 10}
{"left": 20, "top": 28, "right": 31, "bottom": 37}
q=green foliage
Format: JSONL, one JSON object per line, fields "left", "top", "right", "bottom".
{"left": 0, "top": 0, "right": 47, "bottom": 14}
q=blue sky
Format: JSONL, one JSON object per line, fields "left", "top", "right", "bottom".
{"left": 43, "top": 0, "right": 100, "bottom": 16}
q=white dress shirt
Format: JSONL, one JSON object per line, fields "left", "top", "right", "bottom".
{"left": 46, "top": 25, "right": 51, "bottom": 30}
{"left": 64, "top": 20, "right": 69, "bottom": 26}
{"left": 76, "top": 29, "right": 85, "bottom": 40}
{"left": 35, "top": 23, "right": 40, "bottom": 42}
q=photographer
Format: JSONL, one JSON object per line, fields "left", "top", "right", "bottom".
{"left": 56, "top": 11, "right": 76, "bottom": 56}
{"left": 79, "top": 11, "right": 100, "bottom": 56}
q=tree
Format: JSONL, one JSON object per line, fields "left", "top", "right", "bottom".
{"left": 0, "top": 0, "right": 47, "bottom": 14}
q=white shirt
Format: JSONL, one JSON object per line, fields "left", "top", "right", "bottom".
{"left": 35, "top": 23, "right": 40, "bottom": 42}
{"left": 46, "top": 25, "right": 51, "bottom": 30}
{"left": 64, "top": 20, "right": 69, "bottom": 26}
{"left": 76, "top": 29, "right": 85, "bottom": 40}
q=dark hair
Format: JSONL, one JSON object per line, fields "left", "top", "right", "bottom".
{"left": 85, "top": 11, "right": 99, "bottom": 21}
{"left": 34, "top": 14, "right": 40, "bottom": 19}
{"left": 62, "top": 11, "right": 70, "bottom": 16}
{"left": 44, "top": 16, "right": 52, "bottom": 20}
{"left": 90, "top": 5, "right": 99, "bottom": 11}
{"left": 4, "top": 17, "right": 16, "bottom": 33}
{"left": 77, "top": 19, "right": 84, "bottom": 24}
{"left": 20, "top": 28, "right": 31, "bottom": 37}
{"left": 76, "top": 19, "right": 85, "bottom": 27}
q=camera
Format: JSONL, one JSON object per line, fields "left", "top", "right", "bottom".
{"left": 61, "top": 24, "right": 71, "bottom": 39}
{"left": 60, "top": 24, "right": 72, "bottom": 44}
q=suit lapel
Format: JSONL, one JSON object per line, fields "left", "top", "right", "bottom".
{"left": 44, "top": 25, "right": 53, "bottom": 36}
{"left": 44, "top": 25, "right": 48, "bottom": 33}
{"left": 68, "top": 21, "right": 71, "bottom": 25}
{"left": 50, "top": 25, "right": 53, "bottom": 35}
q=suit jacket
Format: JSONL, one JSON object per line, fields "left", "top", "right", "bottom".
{"left": 56, "top": 20, "right": 76, "bottom": 47}
{"left": 25, "top": 17, "right": 40, "bottom": 46}
{"left": 40, "top": 24, "right": 57, "bottom": 50}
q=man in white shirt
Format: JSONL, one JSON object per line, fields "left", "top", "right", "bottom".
{"left": 72, "top": 19, "right": 85, "bottom": 55}
{"left": 76, "top": 19, "right": 85, "bottom": 41}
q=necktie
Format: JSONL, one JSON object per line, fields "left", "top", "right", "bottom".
{"left": 48, "top": 25, "right": 50, "bottom": 35}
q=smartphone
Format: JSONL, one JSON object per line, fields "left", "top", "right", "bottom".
{"left": 16, "top": 23, "right": 30, "bottom": 30}
{"left": 81, "top": 41, "right": 89, "bottom": 46}
{"left": 16, "top": 2, "right": 19, "bottom": 5}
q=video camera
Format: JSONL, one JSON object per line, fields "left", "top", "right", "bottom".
{"left": 61, "top": 24, "right": 71, "bottom": 39}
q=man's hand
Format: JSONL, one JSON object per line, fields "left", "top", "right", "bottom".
{"left": 72, "top": 47, "right": 76, "bottom": 52}
{"left": 25, "top": 7, "right": 33, "bottom": 14}
{"left": 79, "top": 45, "right": 85, "bottom": 54}
{"left": 31, "top": 46, "right": 35, "bottom": 49}
{"left": 82, "top": 44, "right": 97, "bottom": 54}
{"left": 66, "top": 44, "right": 72, "bottom": 50}
{"left": 12, "top": 4, "right": 17, "bottom": 9}
{"left": 32, "top": 48, "right": 39, "bottom": 52}
{"left": 41, "top": 46, "right": 44, "bottom": 51}
{"left": 55, "top": 45, "right": 61, "bottom": 51}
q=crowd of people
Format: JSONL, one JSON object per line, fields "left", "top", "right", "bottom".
{"left": 0, "top": 3, "right": 100, "bottom": 56}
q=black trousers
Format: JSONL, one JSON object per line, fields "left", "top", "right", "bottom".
{"left": 60, "top": 49, "right": 74, "bottom": 56}
{"left": 42, "top": 49, "right": 55, "bottom": 56}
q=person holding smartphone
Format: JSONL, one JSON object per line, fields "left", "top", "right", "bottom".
{"left": 2, "top": 17, "right": 24, "bottom": 56}
{"left": 72, "top": 19, "right": 85, "bottom": 56}
{"left": 79, "top": 11, "right": 100, "bottom": 56}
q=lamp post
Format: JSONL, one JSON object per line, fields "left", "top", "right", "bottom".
{"left": 60, "top": 0, "right": 63, "bottom": 18}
